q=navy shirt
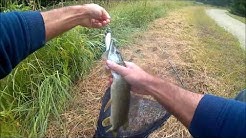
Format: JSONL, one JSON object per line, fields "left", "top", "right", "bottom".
{"left": 0, "top": 11, "right": 245, "bottom": 138}
{"left": 0, "top": 11, "right": 45, "bottom": 79}
{"left": 190, "top": 95, "right": 246, "bottom": 137}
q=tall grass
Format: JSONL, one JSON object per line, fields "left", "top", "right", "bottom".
{"left": 0, "top": 0, "right": 191, "bottom": 137}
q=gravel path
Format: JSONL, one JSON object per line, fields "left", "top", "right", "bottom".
{"left": 206, "top": 9, "right": 245, "bottom": 49}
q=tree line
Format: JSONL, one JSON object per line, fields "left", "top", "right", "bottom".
{"left": 196, "top": 0, "right": 245, "bottom": 16}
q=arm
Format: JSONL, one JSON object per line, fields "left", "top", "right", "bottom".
{"left": 106, "top": 60, "right": 246, "bottom": 137}
{"left": 143, "top": 76, "right": 203, "bottom": 128}
{"left": 0, "top": 4, "right": 110, "bottom": 79}
{"left": 41, "top": 4, "right": 110, "bottom": 41}
{"left": 106, "top": 60, "right": 202, "bottom": 127}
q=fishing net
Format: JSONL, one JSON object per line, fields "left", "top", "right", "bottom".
{"left": 94, "top": 87, "right": 171, "bottom": 138}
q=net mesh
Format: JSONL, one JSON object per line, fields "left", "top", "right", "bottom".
{"left": 94, "top": 87, "right": 170, "bottom": 138}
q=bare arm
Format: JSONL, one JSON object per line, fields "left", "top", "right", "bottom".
{"left": 41, "top": 4, "right": 110, "bottom": 41}
{"left": 144, "top": 76, "right": 203, "bottom": 128}
{"left": 106, "top": 60, "right": 203, "bottom": 128}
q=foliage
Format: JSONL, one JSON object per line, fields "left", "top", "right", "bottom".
{"left": 195, "top": 0, "right": 232, "bottom": 6}
{"left": 195, "top": 0, "right": 245, "bottom": 17}
{"left": 231, "top": 0, "right": 246, "bottom": 17}
{"left": 0, "top": 1, "right": 31, "bottom": 11}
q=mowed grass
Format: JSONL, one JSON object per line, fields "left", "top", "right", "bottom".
{"left": 184, "top": 7, "right": 245, "bottom": 98}
{"left": 0, "top": 1, "right": 191, "bottom": 137}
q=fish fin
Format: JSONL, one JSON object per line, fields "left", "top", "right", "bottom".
{"left": 102, "top": 117, "right": 111, "bottom": 127}
{"left": 112, "top": 131, "right": 117, "bottom": 138}
{"left": 106, "top": 127, "right": 111, "bottom": 133}
{"left": 122, "top": 120, "right": 129, "bottom": 130}
{"left": 101, "top": 51, "right": 108, "bottom": 60}
{"left": 104, "top": 99, "right": 112, "bottom": 112}
{"left": 106, "top": 127, "right": 117, "bottom": 137}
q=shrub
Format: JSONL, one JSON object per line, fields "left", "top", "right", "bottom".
{"left": 231, "top": 0, "right": 246, "bottom": 17}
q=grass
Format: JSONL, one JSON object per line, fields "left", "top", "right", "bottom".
{"left": 0, "top": 0, "right": 191, "bottom": 137}
{"left": 227, "top": 12, "right": 246, "bottom": 23}
{"left": 184, "top": 7, "right": 246, "bottom": 98}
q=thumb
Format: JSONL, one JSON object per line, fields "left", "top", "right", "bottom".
{"left": 106, "top": 60, "right": 128, "bottom": 76}
{"left": 102, "top": 8, "right": 111, "bottom": 20}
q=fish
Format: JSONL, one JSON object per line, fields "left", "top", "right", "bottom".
{"left": 102, "top": 28, "right": 131, "bottom": 137}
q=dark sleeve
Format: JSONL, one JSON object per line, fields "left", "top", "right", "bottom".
{"left": 0, "top": 11, "right": 45, "bottom": 79}
{"left": 189, "top": 94, "right": 246, "bottom": 138}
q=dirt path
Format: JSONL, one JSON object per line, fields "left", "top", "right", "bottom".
{"left": 206, "top": 9, "right": 245, "bottom": 49}
{"left": 46, "top": 7, "right": 215, "bottom": 138}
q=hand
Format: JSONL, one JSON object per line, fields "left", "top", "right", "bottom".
{"left": 80, "top": 4, "right": 110, "bottom": 28}
{"left": 106, "top": 60, "right": 153, "bottom": 95}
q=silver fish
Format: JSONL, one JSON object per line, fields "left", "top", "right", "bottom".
{"left": 102, "top": 29, "right": 131, "bottom": 137}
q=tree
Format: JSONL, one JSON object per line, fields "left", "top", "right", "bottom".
{"left": 231, "top": 0, "right": 246, "bottom": 17}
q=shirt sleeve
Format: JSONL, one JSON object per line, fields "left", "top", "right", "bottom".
{"left": 189, "top": 94, "right": 246, "bottom": 138}
{"left": 0, "top": 11, "right": 45, "bottom": 79}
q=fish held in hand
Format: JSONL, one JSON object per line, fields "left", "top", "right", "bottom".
{"left": 102, "top": 28, "right": 131, "bottom": 137}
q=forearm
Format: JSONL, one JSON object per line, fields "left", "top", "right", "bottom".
{"left": 41, "top": 5, "right": 87, "bottom": 41}
{"left": 144, "top": 76, "right": 203, "bottom": 128}
{"left": 106, "top": 60, "right": 246, "bottom": 137}
{"left": 145, "top": 76, "right": 246, "bottom": 137}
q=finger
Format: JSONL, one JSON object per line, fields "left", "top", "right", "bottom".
{"left": 92, "top": 19, "right": 100, "bottom": 23}
{"left": 124, "top": 61, "right": 132, "bottom": 65}
{"left": 108, "top": 77, "right": 113, "bottom": 86}
{"left": 124, "top": 61, "right": 135, "bottom": 68}
{"left": 102, "top": 20, "right": 110, "bottom": 26}
{"left": 106, "top": 19, "right": 111, "bottom": 23}
{"left": 106, "top": 60, "right": 128, "bottom": 76}
{"left": 102, "top": 20, "right": 107, "bottom": 25}
{"left": 105, "top": 64, "right": 110, "bottom": 70}
{"left": 92, "top": 22, "right": 102, "bottom": 28}
{"left": 101, "top": 8, "right": 111, "bottom": 20}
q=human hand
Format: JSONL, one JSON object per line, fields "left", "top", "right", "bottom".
{"left": 80, "top": 4, "right": 110, "bottom": 28}
{"left": 106, "top": 60, "right": 154, "bottom": 95}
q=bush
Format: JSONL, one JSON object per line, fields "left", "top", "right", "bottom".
{"left": 231, "top": 0, "right": 246, "bottom": 17}
{"left": 196, "top": 0, "right": 232, "bottom": 6}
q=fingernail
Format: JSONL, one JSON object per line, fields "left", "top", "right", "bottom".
{"left": 105, "top": 65, "right": 110, "bottom": 70}
{"left": 106, "top": 60, "right": 113, "bottom": 66}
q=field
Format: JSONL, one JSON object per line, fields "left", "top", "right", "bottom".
{"left": 0, "top": 0, "right": 245, "bottom": 137}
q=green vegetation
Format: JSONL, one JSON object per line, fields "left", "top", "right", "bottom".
{"left": 227, "top": 11, "right": 246, "bottom": 23}
{"left": 0, "top": 0, "right": 191, "bottom": 137}
{"left": 196, "top": 0, "right": 246, "bottom": 17}
{"left": 231, "top": 0, "right": 246, "bottom": 17}
{"left": 186, "top": 7, "right": 246, "bottom": 97}
{"left": 196, "top": 0, "right": 232, "bottom": 6}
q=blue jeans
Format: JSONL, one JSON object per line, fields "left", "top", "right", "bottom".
{"left": 235, "top": 89, "right": 246, "bottom": 102}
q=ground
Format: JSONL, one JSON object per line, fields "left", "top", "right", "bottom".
{"left": 46, "top": 6, "right": 245, "bottom": 138}
{"left": 206, "top": 9, "right": 245, "bottom": 48}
